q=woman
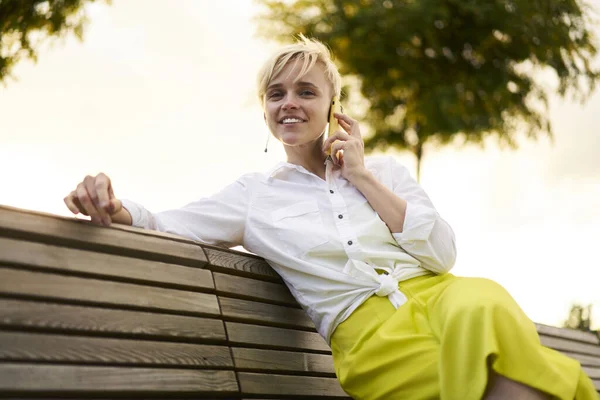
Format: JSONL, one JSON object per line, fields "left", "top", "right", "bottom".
{"left": 64, "top": 36, "right": 598, "bottom": 399}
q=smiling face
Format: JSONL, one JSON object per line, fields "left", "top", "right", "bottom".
{"left": 263, "top": 60, "right": 332, "bottom": 148}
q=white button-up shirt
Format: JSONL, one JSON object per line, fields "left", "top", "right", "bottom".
{"left": 122, "top": 156, "right": 456, "bottom": 343}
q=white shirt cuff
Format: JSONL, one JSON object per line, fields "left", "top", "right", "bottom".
{"left": 121, "top": 199, "right": 146, "bottom": 228}
{"left": 392, "top": 202, "right": 438, "bottom": 243}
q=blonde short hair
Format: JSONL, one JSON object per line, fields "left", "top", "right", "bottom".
{"left": 257, "top": 35, "right": 342, "bottom": 108}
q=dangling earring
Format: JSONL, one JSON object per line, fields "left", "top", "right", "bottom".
{"left": 264, "top": 132, "right": 270, "bottom": 153}
{"left": 263, "top": 111, "right": 270, "bottom": 153}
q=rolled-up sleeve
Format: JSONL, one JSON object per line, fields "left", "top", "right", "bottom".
{"left": 387, "top": 158, "right": 456, "bottom": 274}
{"left": 121, "top": 175, "right": 252, "bottom": 248}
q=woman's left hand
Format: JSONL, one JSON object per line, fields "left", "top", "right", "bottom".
{"left": 322, "top": 112, "right": 367, "bottom": 181}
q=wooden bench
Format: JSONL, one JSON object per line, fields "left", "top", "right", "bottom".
{"left": 0, "top": 204, "right": 598, "bottom": 398}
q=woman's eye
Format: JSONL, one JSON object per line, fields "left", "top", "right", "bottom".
{"left": 268, "top": 91, "right": 282, "bottom": 99}
{"left": 300, "top": 90, "right": 315, "bottom": 96}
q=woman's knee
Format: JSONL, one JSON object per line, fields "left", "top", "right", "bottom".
{"left": 431, "top": 277, "right": 527, "bottom": 327}
{"left": 444, "top": 277, "right": 514, "bottom": 308}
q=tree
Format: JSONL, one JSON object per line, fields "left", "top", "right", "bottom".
{"left": 0, "top": 0, "right": 107, "bottom": 84}
{"left": 256, "top": 0, "right": 599, "bottom": 180}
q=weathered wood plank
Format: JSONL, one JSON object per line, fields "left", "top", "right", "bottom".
{"left": 0, "top": 237, "right": 214, "bottom": 291}
{"left": 232, "top": 347, "right": 335, "bottom": 375}
{"left": 0, "top": 267, "right": 220, "bottom": 317}
{"left": 203, "top": 247, "right": 281, "bottom": 282}
{"left": 214, "top": 272, "right": 298, "bottom": 307}
{"left": 0, "top": 298, "right": 226, "bottom": 341}
{"left": 0, "top": 205, "right": 207, "bottom": 266}
{"left": 0, "top": 363, "right": 238, "bottom": 393}
{"left": 0, "top": 331, "right": 233, "bottom": 367}
{"left": 540, "top": 335, "right": 600, "bottom": 357}
{"left": 535, "top": 323, "right": 599, "bottom": 345}
{"left": 238, "top": 372, "right": 348, "bottom": 397}
{"left": 226, "top": 322, "right": 330, "bottom": 353}
{"left": 583, "top": 366, "right": 600, "bottom": 380}
{"left": 110, "top": 220, "right": 206, "bottom": 244}
{"left": 220, "top": 297, "right": 314, "bottom": 330}
{"left": 560, "top": 351, "right": 600, "bottom": 368}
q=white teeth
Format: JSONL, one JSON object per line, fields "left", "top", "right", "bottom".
{"left": 282, "top": 118, "right": 302, "bottom": 124}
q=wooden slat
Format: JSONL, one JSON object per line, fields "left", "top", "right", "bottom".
{"left": 0, "top": 363, "right": 238, "bottom": 393}
{"left": 204, "top": 247, "right": 281, "bottom": 282}
{"left": 561, "top": 351, "right": 600, "bottom": 367}
{"left": 535, "top": 323, "right": 599, "bottom": 345}
{"left": 0, "top": 298, "right": 226, "bottom": 341}
{"left": 0, "top": 267, "right": 220, "bottom": 317}
{"left": 583, "top": 366, "right": 600, "bottom": 380}
{"left": 111, "top": 220, "right": 207, "bottom": 244}
{"left": 220, "top": 297, "right": 314, "bottom": 330}
{"left": 0, "top": 331, "right": 233, "bottom": 367}
{"left": 0, "top": 237, "right": 213, "bottom": 291}
{"left": 541, "top": 335, "right": 600, "bottom": 357}
{"left": 0, "top": 205, "right": 207, "bottom": 266}
{"left": 232, "top": 347, "right": 335, "bottom": 375}
{"left": 214, "top": 272, "right": 298, "bottom": 307}
{"left": 226, "top": 322, "right": 330, "bottom": 353}
{"left": 238, "top": 372, "right": 348, "bottom": 397}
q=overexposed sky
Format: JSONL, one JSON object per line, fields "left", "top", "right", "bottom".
{"left": 1, "top": 0, "right": 599, "bottom": 328}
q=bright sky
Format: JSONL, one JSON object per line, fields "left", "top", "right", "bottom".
{"left": 1, "top": 0, "right": 599, "bottom": 329}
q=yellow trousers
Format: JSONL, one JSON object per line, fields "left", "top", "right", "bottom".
{"left": 330, "top": 273, "right": 598, "bottom": 400}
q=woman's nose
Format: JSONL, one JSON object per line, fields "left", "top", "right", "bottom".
{"left": 282, "top": 98, "right": 299, "bottom": 110}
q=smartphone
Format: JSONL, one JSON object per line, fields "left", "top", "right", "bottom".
{"left": 325, "top": 96, "right": 343, "bottom": 157}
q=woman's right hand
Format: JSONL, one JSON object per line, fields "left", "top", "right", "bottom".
{"left": 64, "top": 173, "right": 123, "bottom": 226}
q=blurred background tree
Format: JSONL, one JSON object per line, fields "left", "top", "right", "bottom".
{"left": 256, "top": 0, "right": 599, "bottom": 180}
{"left": 0, "top": 0, "right": 108, "bottom": 84}
{"left": 563, "top": 304, "right": 593, "bottom": 332}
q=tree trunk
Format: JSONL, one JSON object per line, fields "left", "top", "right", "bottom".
{"left": 415, "top": 141, "right": 423, "bottom": 182}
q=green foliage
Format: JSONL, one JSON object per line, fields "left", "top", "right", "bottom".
{"left": 563, "top": 304, "right": 593, "bottom": 332}
{"left": 0, "top": 0, "right": 107, "bottom": 83}
{"left": 256, "top": 0, "right": 599, "bottom": 178}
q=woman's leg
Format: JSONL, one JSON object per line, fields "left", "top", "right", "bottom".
{"left": 485, "top": 371, "right": 550, "bottom": 400}
{"left": 426, "top": 276, "right": 587, "bottom": 400}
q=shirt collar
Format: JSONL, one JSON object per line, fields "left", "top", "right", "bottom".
{"left": 264, "top": 161, "right": 315, "bottom": 182}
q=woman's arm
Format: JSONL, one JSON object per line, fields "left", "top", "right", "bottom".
{"left": 347, "top": 159, "right": 456, "bottom": 274}
{"left": 122, "top": 177, "right": 252, "bottom": 248}
{"left": 65, "top": 171, "right": 251, "bottom": 248}
{"left": 322, "top": 113, "right": 456, "bottom": 274}
{"left": 347, "top": 168, "right": 407, "bottom": 232}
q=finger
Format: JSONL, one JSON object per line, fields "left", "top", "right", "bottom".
{"left": 339, "top": 118, "right": 362, "bottom": 139}
{"left": 76, "top": 182, "right": 102, "bottom": 223}
{"left": 338, "top": 118, "right": 354, "bottom": 134}
{"left": 107, "top": 185, "right": 122, "bottom": 215}
{"left": 84, "top": 175, "right": 112, "bottom": 225}
{"left": 72, "top": 196, "right": 90, "bottom": 216}
{"left": 330, "top": 140, "right": 346, "bottom": 165}
{"left": 110, "top": 198, "right": 123, "bottom": 216}
{"left": 95, "top": 173, "right": 112, "bottom": 210}
{"left": 64, "top": 191, "right": 83, "bottom": 215}
{"left": 334, "top": 112, "right": 356, "bottom": 126}
{"left": 323, "top": 130, "right": 351, "bottom": 152}
{"left": 83, "top": 175, "right": 101, "bottom": 209}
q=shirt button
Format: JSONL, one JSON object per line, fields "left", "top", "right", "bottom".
{"left": 330, "top": 190, "right": 334, "bottom": 194}
{"left": 347, "top": 240, "right": 353, "bottom": 245}
{"left": 338, "top": 214, "right": 343, "bottom": 219}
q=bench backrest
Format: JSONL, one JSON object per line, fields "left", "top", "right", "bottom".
{"left": 0, "top": 205, "right": 598, "bottom": 397}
